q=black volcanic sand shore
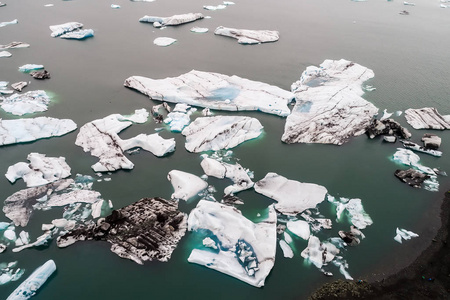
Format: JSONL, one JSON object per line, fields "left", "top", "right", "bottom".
{"left": 309, "top": 190, "right": 450, "bottom": 300}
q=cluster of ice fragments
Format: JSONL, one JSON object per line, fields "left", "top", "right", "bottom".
{"left": 124, "top": 70, "right": 293, "bottom": 116}
{"left": 139, "top": 13, "right": 204, "bottom": 28}
{"left": 164, "top": 103, "right": 195, "bottom": 132}
{"left": 75, "top": 109, "right": 175, "bottom": 172}
{"left": 283, "top": 59, "right": 379, "bottom": 145}
{"left": 214, "top": 27, "right": 280, "bottom": 44}
{"left": 0, "top": 90, "right": 50, "bottom": 116}
{"left": 50, "top": 22, "right": 94, "bottom": 40}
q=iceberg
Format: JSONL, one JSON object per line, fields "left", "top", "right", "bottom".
{"left": 188, "top": 200, "right": 277, "bottom": 287}
{"left": 214, "top": 26, "right": 280, "bottom": 44}
{"left": 286, "top": 219, "right": 310, "bottom": 240}
{"left": 402, "top": 141, "right": 442, "bottom": 157}
{"left": 0, "top": 51, "right": 11, "bottom": 58}
{"left": 328, "top": 196, "right": 373, "bottom": 229}
{"left": 164, "top": 103, "right": 193, "bottom": 132}
{"left": 18, "top": 64, "right": 44, "bottom": 73}
{"left": 120, "top": 132, "right": 175, "bottom": 157}
{"left": 5, "top": 153, "right": 71, "bottom": 187}
{"left": 49, "top": 22, "right": 83, "bottom": 37}
{"left": 204, "top": 4, "right": 227, "bottom": 10}
{"left": 301, "top": 235, "right": 339, "bottom": 269}
{"left": 200, "top": 157, "right": 254, "bottom": 194}
{"left": 0, "top": 262, "right": 24, "bottom": 286}
{"left": 279, "top": 240, "right": 294, "bottom": 258}
{"left": 153, "top": 37, "right": 176, "bottom": 46}
{"left": 167, "top": 170, "right": 208, "bottom": 201}
{"left": 45, "top": 190, "right": 102, "bottom": 207}
{"left": 0, "top": 42, "right": 30, "bottom": 49}
{"left": 190, "top": 27, "right": 208, "bottom": 33}
{"left": 282, "top": 59, "right": 379, "bottom": 145}
{"left": 0, "top": 19, "right": 18, "bottom": 28}
{"left": 6, "top": 260, "right": 56, "bottom": 300}
{"left": 139, "top": 13, "right": 204, "bottom": 27}
{"left": 392, "top": 148, "right": 436, "bottom": 175}
{"left": 11, "top": 82, "right": 28, "bottom": 92}
{"left": 404, "top": 107, "right": 450, "bottom": 130}
{"left": 111, "top": 4, "right": 120, "bottom": 8}
{"left": 60, "top": 29, "right": 94, "bottom": 40}
{"left": 1, "top": 90, "right": 51, "bottom": 116}
{"left": 30, "top": 70, "right": 50, "bottom": 80}
{"left": 182, "top": 116, "right": 263, "bottom": 152}
{"left": 254, "top": 172, "right": 327, "bottom": 216}
{"left": 124, "top": 70, "right": 293, "bottom": 117}
{"left": 366, "top": 118, "right": 411, "bottom": 140}
{"left": 394, "top": 227, "right": 419, "bottom": 243}
{"left": 0, "top": 117, "right": 77, "bottom": 146}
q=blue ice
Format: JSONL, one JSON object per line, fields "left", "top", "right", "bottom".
{"left": 207, "top": 86, "right": 240, "bottom": 101}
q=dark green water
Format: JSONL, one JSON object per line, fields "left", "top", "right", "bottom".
{"left": 1, "top": 0, "right": 450, "bottom": 299}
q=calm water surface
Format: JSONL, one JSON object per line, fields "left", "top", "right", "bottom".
{"left": 1, "top": 0, "right": 450, "bottom": 299}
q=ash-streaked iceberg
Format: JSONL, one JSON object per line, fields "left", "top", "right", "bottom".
{"left": 153, "top": 37, "right": 176, "bottom": 47}
{"left": 60, "top": 29, "right": 94, "bottom": 40}
{"left": 0, "top": 262, "right": 24, "bottom": 286}
{"left": 394, "top": 227, "right": 419, "bottom": 243}
{"left": 282, "top": 59, "right": 378, "bottom": 145}
{"left": 0, "top": 42, "right": 30, "bottom": 49}
{"left": 11, "top": 82, "right": 28, "bottom": 92}
{"left": 188, "top": 200, "right": 277, "bottom": 287}
{"left": 139, "top": 13, "right": 204, "bottom": 27}
{"left": 182, "top": 116, "right": 263, "bottom": 153}
{"left": 6, "top": 260, "right": 56, "bottom": 300}
{"left": 167, "top": 170, "right": 208, "bottom": 201}
{"left": 49, "top": 22, "right": 83, "bottom": 37}
{"left": 124, "top": 70, "right": 293, "bottom": 117}
{"left": 404, "top": 107, "right": 450, "bottom": 130}
{"left": 214, "top": 26, "right": 280, "bottom": 44}
{"left": 5, "top": 153, "right": 71, "bottom": 187}
{"left": 254, "top": 172, "right": 327, "bottom": 216}
{"left": 0, "top": 90, "right": 50, "bottom": 116}
{"left": 0, "top": 117, "right": 77, "bottom": 146}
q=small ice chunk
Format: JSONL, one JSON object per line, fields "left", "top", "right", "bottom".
{"left": 4, "top": 229, "right": 17, "bottom": 241}
{"left": 0, "top": 51, "right": 12, "bottom": 58}
{"left": 214, "top": 26, "right": 279, "bottom": 44}
{"left": 394, "top": 228, "right": 419, "bottom": 243}
{"left": 0, "top": 42, "right": 30, "bottom": 49}
{"left": 18, "top": 64, "right": 44, "bottom": 73}
{"left": 153, "top": 37, "right": 177, "bottom": 46}
{"left": 403, "top": 1, "right": 415, "bottom": 5}
{"left": 191, "top": 27, "right": 208, "bottom": 33}
{"left": 301, "top": 236, "right": 339, "bottom": 269}
{"left": 139, "top": 13, "right": 204, "bottom": 27}
{"left": 204, "top": 4, "right": 227, "bottom": 10}
{"left": 202, "top": 237, "right": 218, "bottom": 249}
{"left": 0, "top": 19, "right": 18, "bottom": 28}
{"left": 168, "top": 170, "right": 208, "bottom": 201}
{"left": 49, "top": 22, "right": 83, "bottom": 37}
{"left": 111, "top": 4, "right": 120, "bottom": 8}
{"left": 44, "top": 4, "right": 54, "bottom": 7}
{"left": 286, "top": 220, "right": 310, "bottom": 240}
{"left": 380, "top": 109, "right": 393, "bottom": 121}
{"left": 41, "top": 224, "right": 54, "bottom": 231}
{"left": 60, "top": 29, "right": 94, "bottom": 40}
{"left": 283, "top": 232, "right": 293, "bottom": 243}
{"left": 11, "top": 82, "right": 28, "bottom": 92}
{"left": 279, "top": 240, "right": 294, "bottom": 258}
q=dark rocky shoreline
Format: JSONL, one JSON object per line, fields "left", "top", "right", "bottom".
{"left": 309, "top": 190, "right": 450, "bottom": 300}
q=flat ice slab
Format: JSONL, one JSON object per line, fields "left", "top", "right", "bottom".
{"left": 167, "top": 170, "right": 208, "bottom": 201}
{"left": 0, "top": 42, "right": 30, "bottom": 49}
{"left": 0, "top": 90, "right": 50, "bottom": 116}
{"left": 0, "top": 117, "right": 77, "bottom": 146}
{"left": 328, "top": 195, "right": 373, "bottom": 229}
{"left": 0, "top": 51, "right": 12, "bottom": 58}
{"left": 153, "top": 37, "right": 176, "bottom": 46}
{"left": 49, "top": 22, "right": 83, "bottom": 37}
{"left": 188, "top": 200, "right": 277, "bottom": 287}
{"left": 282, "top": 59, "right": 378, "bottom": 145}
{"left": 7, "top": 260, "right": 56, "bottom": 300}
{"left": 124, "top": 70, "right": 293, "bottom": 117}
{"left": 191, "top": 27, "right": 208, "bottom": 33}
{"left": 5, "top": 153, "right": 71, "bottom": 187}
{"left": 139, "top": 13, "right": 204, "bottom": 27}
{"left": 254, "top": 172, "right": 327, "bottom": 216}
{"left": 0, "top": 19, "right": 18, "bottom": 28}
{"left": 182, "top": 116, "right": 263, "bottom": 152}
{"left": 60, "top": 29, "right": 94, "bottom": 40}
{"left": 404, "top": 107, "right": 450, "bottom": 130}
{"left": 214, "top": 26, "right": 280, "bottom": 44}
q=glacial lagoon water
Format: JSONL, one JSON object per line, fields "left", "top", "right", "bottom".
{"left": 1, "top": 0, "right": 450, "bottom": 299}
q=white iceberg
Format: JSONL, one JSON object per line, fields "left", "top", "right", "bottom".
{"left": 153, "top": 37, "right": 176, "bottom": 46}
{"left": 254, "top": 172, "right": 327, "bottom": 216}
{"left": 139, "top": 13, "right": 204, "bottom": 27}
{"left": 404, "top": 107, "right": 450, "bottom": 130}
{"left": 279, "top": 240, "right": 294, "bottom": 258}
{"left": 200, "top": 157, "right": 254, "bottom": 194}
{"left": 282, "top": 59, "right": 378, "bottom": 145}
{"left": 301, "top": 235, "right": 339, "bottom": 269}
{"left": 204, "top": 4, "right": 227, "bottom": 10}
{"left": 0, "top": 117, "right": 77, "bottom": 146}
{"left": 49, "top": 22, "right": 83, "bottom": 37}
{"left": 1, "top": 90, "right": 50, "bottom": 116}
{"left": 111, "top": 4, "right": 120, "bottom": 8}
{"left": 124, "top": 70, "right": 293, "bottom": 117}
{"left": 167, "top": 170, "right": 208, "bottom": 201}
{"left": 394, "top": 227, "right": 419, "bottom": 243}
{"left": 214, "top": 26, "right": 280, "bottom": 44}
{"left": 286, "top": 219, "right": 310, "bottom": 240}
{"left": 120, "top": 132, "right": 176, "bottom": 157}
{"left": 0, "top": 51, "right": 12, "bottom": 58}
{"left": 12, "top": 229, "right": 55, "bottom": 253}
{"left": 5, "top": 153, "right": 71, "bottom": 187}
{"left": 191, "top": 27, "right": 208, "bottom": 33}
{"left": 0, "top": 19, "right": 18, "bottom": 28}
{"left": 0, "top": 262, "right": 24, "bottom": 286}
{"left": 18, "top": 64, "right": 44, "bottom": 73}
{"left": 182, "top": 116, "right": 263, "bottom": 153}
{"left": 328, "top": 196, "right": 373, "bottom": 229}
{"left": 60, "top": 29, "right": 94, "bottom": 40}
{"left": 188, "top": 200, "right": 277, "bottom": 287}
{"left": 7, "top": 260, "right": 56, "bottom": 300}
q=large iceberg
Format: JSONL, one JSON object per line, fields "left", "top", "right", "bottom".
{"left": 49, "top": 22, "right": 83, "bottom": 37}
{"left": 282, "top": 59, "right": 379, "bottom": 145}
{"left": 0, "top": 90, "right": 50, "bottom": 116}
{"left": 139, "top": 13, "right": 204, "bottom": 27}
{"left": 124, "top": 70, "right": 293, "bottom": 117}
{"left": 167, "top": 170, "right": 208, "bottom": 201}
{"left": 6, "top": 260, "right": 56, "bottom": 300}
{"left": 75, "top": 109, "right": 175, "bottom": 172}
{"left": 214, "top": 26, "right": 280, "bottom": 44}
{"left": 404, "top": 107, "right": 450, "bottom": 130}
{"left": 5, "top": 153, "right": 71, "bottom": 187}
{"left": 182, "top": 116, "right": 263, "bottom": 152}
{"left": 0, "top": 51, "right": 11, "bottom": 58}
{"left": 254, "top": 172, "right": 327, "bottom": 216}
{"left": 187, "top": 200, "right": 277, "bottom": 287}
{"left": 0, "top": 117, "right": 77, "bottom": 146}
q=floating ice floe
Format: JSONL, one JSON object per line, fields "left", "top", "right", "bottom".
{"left": 191, "top": 27, "right": 208, "bottom": 33}
{"left": 49, "top": 22, "right": 83, "bottom": 37}
{"left": 167, "top": 170, "right": 208, "bottom": 201}
{"left": 0, "top": 19, "right": 18, "bottom": 28}
{"left": 18, "top": 64, "right": 44, "bottom": 73}
{"left": 111, "top": 4, "right": 120, "bottom": 8}
{"left": 6, "top": 260, "right": 56, "bottom": 300}
{"left": 404, "top": 107, "right": 450, "bottom": 130}
{"left": 139, "top": 13, "right": 204, "bottom": 27}
{"left": 164, "top": 103, "right": 193, "bottom": 132}
{"left": 0, "top": 51, "right": 11, "bottom": 58}
{"left": 282, "top": 59, "right": 378, "bottom": 145}
{"left": 76, "top": 109, "right": 175, "bottom": 172}
{"left": 124, "top": 70, "right": 293, "bottom": 116}
{"left": 0, "top": 262, "right": 24, "bottom": 286}
{"left": 11, "top": 82, "right": 28, "bottom": 92}
{"left": 0, "top": 90, "right": 50, "bottom": 116}
{"left": 327, "top": 196, "right": 373, "bottom": 229}
{"left": 402, "top": 141, "right": 442, "bottom": 157}
{"left": 394, "top": 228, "right": 419, "bottom": 243}
{"left": 0, "top": 117, "right": 77, "bottom": 146}
{"left": 214, "top": 26, "right": 280, "bottom": 44}
{"left": 254, "top": 172, "right": 327, "bottom": 216}
{"left": 403, "top": 1, "right": 415, "bottom": 5}
{"left": 153, "top": 37, "right": 176, "bottom": 46}
{"left": 182, "top": 116, "right": 263, "bottom": 152}
{"left": 286, "top": 219, "right": 310, "bottom": 240}
{"left": 12, "top": 229, "right": 56, "bottom": 253}
{"left": 279, "top": 240, "right": 294, "bottom": 258}
{"left": 301, "top": 235, "right": 339, "bottom": 269}
{"left": 0, "top": 42, "right": 30, "bottom": 49}
{"left": 188, "top": 200, "right": 277, "bottom": 287}
{"left": 44, "top": 4, "right": 54, "bottom": 7}
{"left": 200, "top": 156, "right": 254, "bottom": 194}
{"left": 60, "top": 29, "right": 94, "bottom": 40}
{"left": 5, "top": 153, "right": 71, "bottom": 187}
{"left": 204, "top": 4, "right": 227, "bottom": 10}
{"left": 366, "top": 118, "right": 411, "bottom": 140}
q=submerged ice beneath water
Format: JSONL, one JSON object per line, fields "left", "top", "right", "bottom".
{"left": 60, "top": 29, "right": 94, "bottom": 40}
